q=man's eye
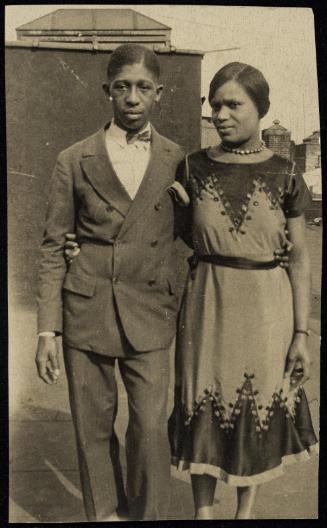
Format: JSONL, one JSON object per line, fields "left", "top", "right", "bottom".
{"left": 114, "top": 84, "right": 128, "bottom": 91}
{"left": 229, "top": 102, "right": 240, "bottom": 109}
{"left": 139, "top": 84, "right": 152, "bottom": 91}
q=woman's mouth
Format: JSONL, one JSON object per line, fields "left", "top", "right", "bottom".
{"left": 218, "top": 126, "right": 234, "bottom": 131}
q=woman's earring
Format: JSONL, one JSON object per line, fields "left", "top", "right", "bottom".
{"left": 108, "top": 96, "right": 113, "bottom": 101}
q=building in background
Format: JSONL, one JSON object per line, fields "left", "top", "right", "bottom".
{"left": 293, "top": 130, "right": 321, "bottom": 174}
{"left": 260, "top": 122, "right": 322, "bottom": 218}
{"left": 261, "top": 119, "right": 293, "bottom": 160}
{"left": 303, "top": 167, "right": 322, "bottom": 198}
{"left": 296, "top": 130, "right": 322, "bottom": 220}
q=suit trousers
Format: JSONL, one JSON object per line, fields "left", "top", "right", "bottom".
{"left": 63, "top": 343, "right": 171, "bottom": 521}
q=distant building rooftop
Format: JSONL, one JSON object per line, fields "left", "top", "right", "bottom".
{"left": 17, "top": 8, "right": 170, "bottom": 32}
{"left": 15, "top": 8, "right": 173, "bottom": 51}
{"left": 303, "top": 130, "right": 320, "bottom": 144}
{"left": 262, "top": 119, "right": 290, "bottom": 136}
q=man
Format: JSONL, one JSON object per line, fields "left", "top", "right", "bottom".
{"left": 35, "top": 44, "right": 184, "bottom": 522}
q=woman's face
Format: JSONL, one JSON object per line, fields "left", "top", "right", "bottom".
{"left": 210, "top": 80, "right": 260, "bottom": 147}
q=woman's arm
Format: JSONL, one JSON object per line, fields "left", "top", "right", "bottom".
{"left": 284, "top": 214, "right": 311, "bottom": 387}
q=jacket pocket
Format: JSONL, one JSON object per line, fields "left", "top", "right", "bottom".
{"left": 63, "top": 272, "right": 96, "bottom": 298}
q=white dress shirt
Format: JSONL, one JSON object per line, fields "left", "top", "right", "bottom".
{"left": 39, "top": 121, "right": 152, "bottom": 336}
{"left": 105, "top": 119, "right": 151, "bottom": 200}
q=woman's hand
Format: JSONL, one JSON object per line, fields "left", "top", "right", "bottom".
{"left": 64, "top": 233, "right": 80, "bottom": 264}
{"left": 284, "top": 333, "right": 311, "bottom": 388}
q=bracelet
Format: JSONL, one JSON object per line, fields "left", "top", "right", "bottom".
{"left": 294, "top": 329, "right": 310, "bottom": 337}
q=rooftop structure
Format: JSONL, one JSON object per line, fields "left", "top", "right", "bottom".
{"left": 262, "top": 120, "right": 292, "bottom": 160}
{"left": 262, "top": 119, "right": 290, "bottom": 137}
{"left": 303, "top": 130, "right": 320, "bottom": 144}
{"left": 16, "top": 8, "right": 172, "bottom": 50}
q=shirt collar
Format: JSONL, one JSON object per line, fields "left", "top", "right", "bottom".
{"left": 106, "top": 119, "right": 152, "bottom": 148}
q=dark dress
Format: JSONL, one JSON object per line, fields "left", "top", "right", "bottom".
{"left": 169, "top": 150, "right": 318, "bottom": 486}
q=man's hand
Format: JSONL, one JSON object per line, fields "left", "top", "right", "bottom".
{"left": 35, "top": 336, "right": 60, "bottom": 384}
{"left": 284, "top": 333, "right": 311, "bottom": 389}
{"left": 274, "top": 241, "right": 293, "bottom": 268}
{"left": 64, "top": 233, "right": 80, "bottom": 264}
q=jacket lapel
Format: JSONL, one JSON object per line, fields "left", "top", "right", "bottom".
{"left": 80, "top": 128, "right": 132, "bottom": 217}
{"left": 118, "top": 127, "right": 173, "bottom": 238}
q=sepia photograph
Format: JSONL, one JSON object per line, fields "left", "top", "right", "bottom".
{"left": 6, "top": 3, "right": 321, "bottom": 522}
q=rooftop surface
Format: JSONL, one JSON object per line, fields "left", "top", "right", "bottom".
{"left": 17, "top": 8, "right": 171, "bottom": 32}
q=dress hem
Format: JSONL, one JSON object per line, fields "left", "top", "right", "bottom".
{"left": 172, "top": 443, "right": 319, "bottom": 487}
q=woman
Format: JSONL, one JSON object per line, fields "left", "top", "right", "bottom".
{"left": 168, "top": 62, "right": 318, "bottom": 520}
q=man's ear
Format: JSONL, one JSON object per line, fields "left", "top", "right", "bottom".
{"left": 102, "top": 82, "right": 111, "bottom": 98}
{"left": 155, "top": 84, "right": 164, "bottom": 103}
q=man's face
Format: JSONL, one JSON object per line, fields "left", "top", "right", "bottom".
{"left": 104, "top": 61, "right": 163, "bottom": 132}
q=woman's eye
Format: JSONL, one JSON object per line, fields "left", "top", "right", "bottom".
{"left": 229, "top": 102, "right": 240, "bottom": 109}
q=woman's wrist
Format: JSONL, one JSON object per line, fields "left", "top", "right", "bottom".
{"left": 294, "top": 329, "right": 310, "bottom": 337}
{"left": 293, "top": 329, "right": 310, "bottom": 343}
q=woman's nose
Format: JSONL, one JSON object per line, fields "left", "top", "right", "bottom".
{"left": 126, "top": 86, "right": 140, "bottom": 105}
{"left": 214, "top": 106, "right": 229, "bottom": 121}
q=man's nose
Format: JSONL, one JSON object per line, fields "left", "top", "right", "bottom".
{"left": 126, "top": 86, "right": 140, "bottom": 105}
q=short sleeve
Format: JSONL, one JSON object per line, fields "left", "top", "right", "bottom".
{"left": 283, "top": 169, "right": 312, "bottom": 218}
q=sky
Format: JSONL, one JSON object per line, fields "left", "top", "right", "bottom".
{"left": 5, "top": 4, "right": 320, "bottom": 144}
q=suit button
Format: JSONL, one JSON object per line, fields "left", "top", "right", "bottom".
{"left": 154, "top": 203, "right": 162, "bottom": 211}
{"left": 148, "top": 279, "right": 156, "bottom": 286}
{"left": 113, "top": 277, "right": 119, "bottom": 284}
{"left": 150, "top": 240, "right": 158, "bottom": 247}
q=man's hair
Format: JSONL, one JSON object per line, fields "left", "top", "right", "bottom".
{"left": 107, "top": 44, "right": 160, "bottom": 81}
{"left": 209, "top": 62, "right": 270, "bottom": 119}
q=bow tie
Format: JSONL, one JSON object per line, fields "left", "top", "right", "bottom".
{"left": 126, "top": 129, "right": 151, "bottom": 145}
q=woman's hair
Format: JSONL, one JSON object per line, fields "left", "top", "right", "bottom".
{"left": 209, "top": 62, "right": 270, "bottom": 118}
{"left": 107, "top": 44, "right": 160, "bottom": 81}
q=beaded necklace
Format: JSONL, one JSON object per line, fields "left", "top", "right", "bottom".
{"left": 221, "top": 141, "right": 266, "bottom": 155}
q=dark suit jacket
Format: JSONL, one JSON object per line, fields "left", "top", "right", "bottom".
{"left": 37, "top": 125, "right": 185, "bottom": 355}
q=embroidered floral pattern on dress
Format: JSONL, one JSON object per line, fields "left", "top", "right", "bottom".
{"left": 182, "top": 372, "right": 301, "bottom": 437}
{"left": 190, "top": 172, "right": 287, "bottom": 235}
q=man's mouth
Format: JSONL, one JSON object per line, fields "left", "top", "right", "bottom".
{"left": 124, "top": 111, "right": 143, "bottom": 118}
